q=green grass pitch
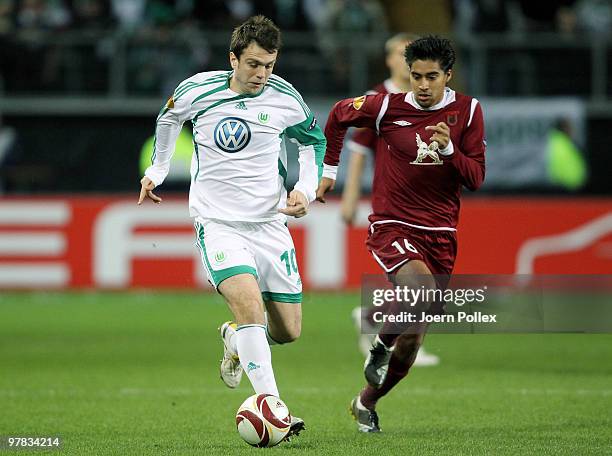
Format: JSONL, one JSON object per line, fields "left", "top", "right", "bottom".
{"left": 1, "top": 291, "right": 611, "bottom": 455}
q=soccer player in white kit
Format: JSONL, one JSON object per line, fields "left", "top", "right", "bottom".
{"left": 137, "top": 15, "right": 325, "bottom": 439}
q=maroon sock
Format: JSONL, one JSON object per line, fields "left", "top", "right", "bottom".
{"left": 360, "top": 354, "right": 410, "bottom": 409}
{"left": 359, "top": 349, "right": 417, "bottom": 410}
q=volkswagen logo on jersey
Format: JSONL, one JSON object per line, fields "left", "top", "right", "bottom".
{"left": 214, "top": 117, "right": 251, "bottom": 153}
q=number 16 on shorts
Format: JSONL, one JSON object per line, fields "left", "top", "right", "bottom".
{"left": 392, "top": 239, "right": 418, "bottom": 255}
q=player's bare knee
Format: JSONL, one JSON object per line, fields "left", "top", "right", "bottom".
{"left": 275, "top": 333, "right": 298, "bottom": 344}
{"left": 286, "top": 321, "right": 301, "bottom": 342}
{"left": 272, "top": 321, "right": 301, "bottom": 343}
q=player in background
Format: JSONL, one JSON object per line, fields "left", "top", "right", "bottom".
{"left": 317, "top": 36, "right": 486, "bottom": 432}
{"left": 340, "top": 33, "right": 417, "bottom": 225}
{"left": 342, "top": 33, "right": 440, "bottom": 367}
{"left": 138, "top": 15, "right": 325, "bottom": 439}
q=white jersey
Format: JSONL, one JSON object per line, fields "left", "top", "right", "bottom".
{"left": 145, "top": 71, "right": 326, "bottom": 222}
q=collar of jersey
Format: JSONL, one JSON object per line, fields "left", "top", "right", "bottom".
{"left": 226, "top": 71, "right": 266, "bottom": 98}
{"left": 404, "top": 87, "right": 456, "bottom": 111}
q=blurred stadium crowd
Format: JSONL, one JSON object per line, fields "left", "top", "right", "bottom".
{"left": 1, "top": 0, "right": 611, "bottom": 95}
{"left": 3, "top": 0, "right": 384, "bottom": 94}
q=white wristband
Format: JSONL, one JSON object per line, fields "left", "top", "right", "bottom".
{"left": 438, "top": 140, "right": 454, "bottom": 156}
{"left": 322, "top": 164, "right": 338, "bottom": 180}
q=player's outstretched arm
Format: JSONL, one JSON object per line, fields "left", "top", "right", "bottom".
{"left": 320, "top": 94, "right": 383, "bottom": 205}
{"left": 279, "top": 190, "right": 308, "bottom": 218}
{"left": 140, "top": 78, "right": 196, "bottom": 204}
{"left": 137, "top": 176, "right": 162, "bottom": 205}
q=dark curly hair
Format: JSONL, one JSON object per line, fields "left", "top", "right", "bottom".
{"left": 404, "top": 36, "right": 456, "bottom": 72}
{"left": 230, "top": 15, "right": 282, "bottom": 59}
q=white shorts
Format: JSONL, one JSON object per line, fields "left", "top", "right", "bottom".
{"left": 194, "top": 218, "right": 302, "bottom": 303}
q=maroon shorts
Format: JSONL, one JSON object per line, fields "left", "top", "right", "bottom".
{"left": 366, "top": 221, "right": 457, "bottom": 277}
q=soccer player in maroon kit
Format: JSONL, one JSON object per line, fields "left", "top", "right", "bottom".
{"left": 316, "top": 36, "right": 486, "bottom": 432}
{"left": 342, "top": 33, "right": 440, "bottom": 367}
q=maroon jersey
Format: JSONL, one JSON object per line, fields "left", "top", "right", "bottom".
{"left": 325, "top": 88, "right": 486, "bottom": 229}
{"left": 348, "top": 80, "right": 394, "bottom": 155}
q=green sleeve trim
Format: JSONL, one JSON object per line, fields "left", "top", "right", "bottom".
{"left": 236, "top": 324, "right": 266, "bottom": 331}
{"left": 192, "top": 126, "right": 200, "bottom": 182}
{"left": 151, "top": 105, "right": 171, "bottom": 164}
{"left": 157, "top": 106, "right": 169, "bottom": 120}
{"left": 284, "top": 114, "right": 326, "bottom": 179}
{"left": 261, "top": 291, "right": 302, "bottom": 303}
{"left": 278, "top": 158, "right": 288, "bottom": 184}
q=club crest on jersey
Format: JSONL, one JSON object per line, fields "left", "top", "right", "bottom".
{"left": 352, "top": 96, "right": 365, "bottom": 110}
{"left": 214, "top": 117, "right": 251, "bottom": 153}
{"left": 214, "top": 251, "right": 226, "bottom": 263}
{"left": 411, "top": 133, "right": 443, "bottom": 165}
{"left": 446, "top": 110, "right": 459, "bottom": 126}
{"left": 258, "top": 112, "right": 269, "bottom": 123}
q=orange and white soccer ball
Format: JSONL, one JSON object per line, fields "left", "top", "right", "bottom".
{"left": 235, "top": 394, "right": 291, "bottom": 447}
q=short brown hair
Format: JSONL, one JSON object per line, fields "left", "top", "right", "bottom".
{"left": 229, "top": 15, "right": 282, "bottom": 59}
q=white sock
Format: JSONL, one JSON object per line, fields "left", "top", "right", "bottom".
{"left": 236, "top": 324, "right": 279, "bottom": 396}
{"left": 227, "top": 326, "right": 238, "bottom": 353}
{"left": 356, "top": 396, "right": 368, "bottom": 410}
{"left": 374, "top": 335, "right": 392, "bottom": 350}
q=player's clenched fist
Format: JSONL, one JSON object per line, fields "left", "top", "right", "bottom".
{"left": 315, "top": 177, "right": 335, "bottom": 203}
{"left": 425, "top": 122, "right": 450, "bottom": 149}
{"left": 137, "top": 176, "right": 162, "bottom": 205}
{"left": 279, "top": 189, "right": 308, "bottom": 218}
